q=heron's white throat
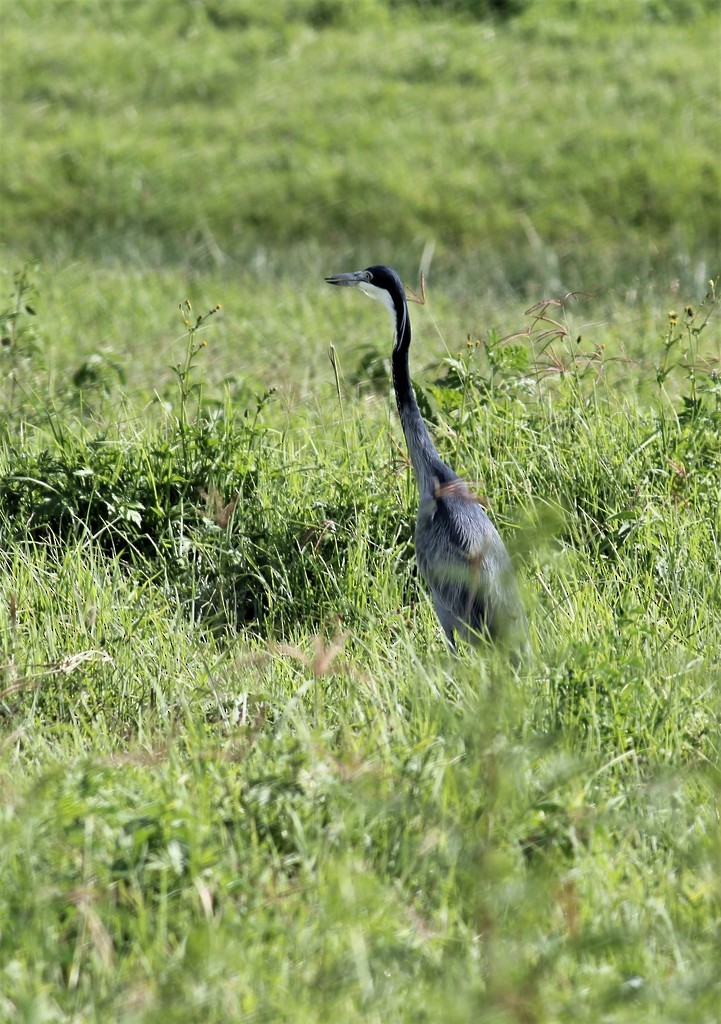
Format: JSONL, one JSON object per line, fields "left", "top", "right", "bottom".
{"left": 359, "top": 281, "right": 397, "bottom": 321}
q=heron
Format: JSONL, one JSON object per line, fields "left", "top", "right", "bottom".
{"left": 325, "top": 264, "right": 526, "bottom": 657}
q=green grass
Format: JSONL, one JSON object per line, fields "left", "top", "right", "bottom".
{"left": 1, "top": 1, "right": 721, "bottom": 1021}
{"left": 2, "top": 0, "right": 719, "bottom": 288}
{"left": 1, "top": 268, "right": 719, "bottom": 1021}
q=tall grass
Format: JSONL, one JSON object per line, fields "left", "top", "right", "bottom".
{"left": 1, "top": 264, "right": 719, "bottom": 1021}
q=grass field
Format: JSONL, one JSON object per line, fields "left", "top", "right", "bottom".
{"left": 1, "top": 1, "right": 720, "bottom": 1021}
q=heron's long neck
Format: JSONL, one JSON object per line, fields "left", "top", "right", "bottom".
{"left": 391, "top": 302, "right": 444, "bottom": 496}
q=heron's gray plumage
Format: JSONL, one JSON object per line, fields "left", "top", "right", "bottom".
{"left": 325, "top": 265, "right": 526, "bottom": 656}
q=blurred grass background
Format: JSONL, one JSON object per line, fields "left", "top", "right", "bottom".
{"left": 3, "top": 0, "right": 719, "bottom": 286}
{"left": 2, "top": 0, "right": 719, "bottom": 423}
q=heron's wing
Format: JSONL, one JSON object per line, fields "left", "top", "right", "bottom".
{"left": 416, "top": 487, "right": 522, "bottom": 642}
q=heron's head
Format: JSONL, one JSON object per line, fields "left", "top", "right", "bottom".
{"left": 325, "top": 265, "right": 406, "bottom": 320}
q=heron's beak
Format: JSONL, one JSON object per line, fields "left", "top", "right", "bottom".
{"left": 325, "top": 271, "right": 366, "bottom": 287}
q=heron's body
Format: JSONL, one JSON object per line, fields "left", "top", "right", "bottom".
{"left": 326, "top": 265, "right": 526, "bottom": 655}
